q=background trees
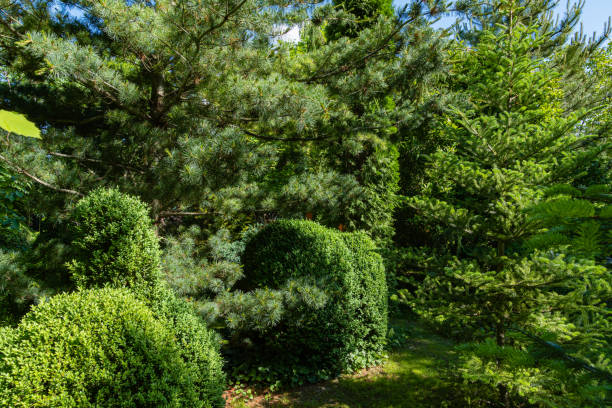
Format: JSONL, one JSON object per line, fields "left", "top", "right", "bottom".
{"left": 401, "top": 1, "right": 611, "bottom": 406}
{"left": 0, "top": 0, "right": 444, "bottom": 237}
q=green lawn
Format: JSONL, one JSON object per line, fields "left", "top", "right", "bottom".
{"left": 226, "top": 321, "right": 487, "bottom": 408}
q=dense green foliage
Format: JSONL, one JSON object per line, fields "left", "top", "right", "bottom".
{"left": 0, "top": 166, "right": 28, "bottom": 247}
{"left": 340, "top": 231, "right": 388, "bottom": 354}
{"left": 0, "top": 0, "right": 610, "bottom": 406}
{"left": 67, "top": 187, "right": 162, "bottom": 290}
{"left": 149, "top": 284, "right": 227, "bottom": 408}
{"left": 0, "top": 0, "right": 440, "bottom": 237}
{"left": 0, "top": 288, "right": 219, "bottom": 408}
{"left": 326, "top": 0, "right": 395, "bottom": 41}
{"left": 237, "top": 220, "right": 387, "bottom": 383}
{"left": 526, "top": 183, "right": 611, "bottom": 261}
{"left": 65, "top": 188, "right": 226, "bottom": 406}
{"left": 400, "top": 1, "right": 612, "bottom": 406}
{"left": 0, "top": 249, "right": 40, "bottom": 326}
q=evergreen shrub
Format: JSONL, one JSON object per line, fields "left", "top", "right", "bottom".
{"left": 0, "top": 288, "right": 222, "bottom": 408}
{"left": 62, "top": 188, "right": 226, "bottom": 407}
{"left": 149, "top": 284, "right": 226, "bottom": 408}
{"left": 0, "top": 249, "right": 36, "bottom": 326}
{"left": 67, "top": 187, "right": 161, "bottom": 290}
{"left": 240, "top": 219, "right": 387, "bottom": 382}
{"left": 340, "top": 231, "right": 388, "bottom": 358}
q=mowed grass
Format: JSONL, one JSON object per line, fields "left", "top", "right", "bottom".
{"left": 226, "top": 320, "right": 477, "bottom": 408}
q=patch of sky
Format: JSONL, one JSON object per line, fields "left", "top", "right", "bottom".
{"left": 392, "top": 0, "right": 611, "bottom": 44}
{"left": 45, "top": 0, "right": 612, "bottom": 46}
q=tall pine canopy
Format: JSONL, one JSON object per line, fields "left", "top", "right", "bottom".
{"left": 0, "top": 0, "right": 445, "bottom": 241}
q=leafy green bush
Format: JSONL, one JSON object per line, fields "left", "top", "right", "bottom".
{"left": 0, "top": 288, "right": 223, "bottom": 408}
{"left": 239, "top": 219, "right": 387, "bottom": 383}
{"left": 149, "top": 284, "right": 227, "bottom": 408}
{"left": 67, "top": 188, "right": 161, "bottom": 290}
{"left": 340, "top": 231, "right": 388, "bottom": 360}
{"left": 60, "top": 189, "right": 226, "bottom": 406}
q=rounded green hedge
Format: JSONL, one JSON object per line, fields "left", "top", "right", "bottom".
{"left": 240, "top": 219, "right": 387, "bottom": 381}
{"left": 63, "top": 189, "right": 225, "bottom": 407}
{"left": 340, "top": 232, "right": 388, "bottom": 359}
{"left": 149, "top": 284, "right": 226, "bottom": 408}
{"left": 0, "top": 288, "right": 222, "bottom": 408}
{"left": 67, "top": 187, "right": 161, "bottom": 290}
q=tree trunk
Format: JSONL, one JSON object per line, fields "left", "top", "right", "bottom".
{"left": 496, "top": 322, "right": 511, "bottom": 408}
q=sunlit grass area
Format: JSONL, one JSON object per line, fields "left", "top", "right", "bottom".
{"left": 227, "top": 320, "right": 492, "bottom": 408}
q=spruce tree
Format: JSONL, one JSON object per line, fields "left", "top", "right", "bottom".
{"left": 404, "top": 1, "right": 611, "bottom": 406}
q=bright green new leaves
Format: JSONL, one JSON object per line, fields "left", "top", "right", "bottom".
{"left": 0, "top": 110, "right": 40, "bottom": 139}
{"left": 0, "top": 288, "right": 218, "bottom": 408}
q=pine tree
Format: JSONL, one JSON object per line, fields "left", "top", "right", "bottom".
{"left": 0, "top": 0, "right": 446, "bottom": 244}
{"left": 403, "top": 1, "right": 611, "bottom": 406}
{"left": 325, "top": 0, "right": 395, "bottom": 41}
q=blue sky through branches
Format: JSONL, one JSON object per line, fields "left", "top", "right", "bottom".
{"left": 56, "top": 0, "right": 611, "bottom": 44}
{"left": 393, "top": 0, "right": 612, "bottom": 42}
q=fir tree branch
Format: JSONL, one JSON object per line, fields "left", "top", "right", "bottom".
{"left": 509, "top": 325, "right": 612, "bottom": 381}
{"left": 0, "top": 153, "right": 83, "bottom": 196}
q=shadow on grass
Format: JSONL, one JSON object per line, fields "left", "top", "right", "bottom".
{"left": 240, "top": 321, "right": 478, "bottom": 408}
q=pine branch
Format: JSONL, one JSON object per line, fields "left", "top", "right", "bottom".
{"left": 158, "top": 211, "right": 209, "bottom": 217}
{"left": 47, "top": 152, "right": 145, "bottom": 173}
{"left": 50, "top": 114, "right": 106, "bottom": 126}
{"left": 302, "top": 2, "right": 441, "bottom": 83}
{"left": 241, "top": 128, "right": 334, "bottom": 142}
{"left": 0, "top": 153, "right": 83, "bottom": 196}
{"left": 200, "top": 0, "right": 249, "bottom": 38}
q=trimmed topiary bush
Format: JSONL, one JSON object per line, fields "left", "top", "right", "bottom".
{"left": 239, "top": 219, "right": 387, "bottom": 382}
{"left": 340, "top": 231, "right": 388, "bottom": 366}
{"left": 67, "top": 187, "right": 161, "bottom": 290}
{"left": 149, "top": 283, "right": 226, "bottom": 408}
{"left": 65, "top": 188, "right": 225, "bottom": 406}
{"left": 0, "top": 288, "right": 223, "bottom": 408}
{"left": 62, "top": 188, "right": 226, "bottom": 407}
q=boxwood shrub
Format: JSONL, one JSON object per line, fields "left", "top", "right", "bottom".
{"left": 63, "top": 188, "right": 226, "bottom": 407}
{"left": 67, "top": 187, "right": 161, "bottom": 290}
{"left": 240, "top": 219, "right": 387, "bottom": 382}
{"left": 340, "top": 231, "right": 388, "bottom": 365}
{"left": 0, "top": 288, "right": 222, "bottom": 408}
{"left": 149, "top": 283, "right": 226, "bottom": 408}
